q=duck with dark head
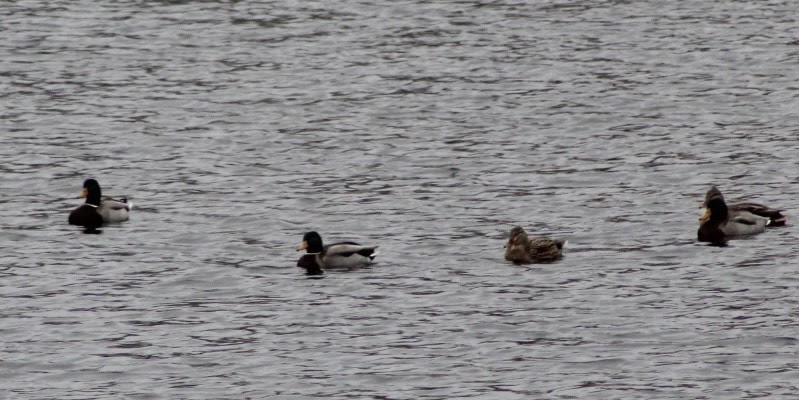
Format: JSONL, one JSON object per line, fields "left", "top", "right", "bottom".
{"left": 296, "top": 231, "right": 378, "bottom": 274}
{"left": 698, "top": 185, "right": 785, "bottom": 245}
{"left": 68, "top": 179, "right": 131, "bottom": 232}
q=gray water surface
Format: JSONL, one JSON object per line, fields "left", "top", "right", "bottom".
{"left": 2, "top": 1, "right": 799, "bottom": 398}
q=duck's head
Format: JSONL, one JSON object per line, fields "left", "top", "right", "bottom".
{"left": 80, "top": 179, "right": 102, "bottom": 206}
{"left": 297, "top": 231, "right": 324, "bottom": 253}
{"left": 703, "top": 186, "right": 724, "bottom": 207}
{"left": 504, "top": 226, "right": 532, "bottom": 263}
{"left": 700, "top": 186, "right": 728, "bottom": 223}
{"left": 505, "top": 226, "right": 529, "bottom": 248}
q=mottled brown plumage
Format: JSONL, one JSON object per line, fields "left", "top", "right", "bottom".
{"left": 504, "top": 226, "right": 565, "bottom": 264}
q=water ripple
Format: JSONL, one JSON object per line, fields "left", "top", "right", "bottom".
{"left": 2, "top": 1, "right": 799, "bottom": 398}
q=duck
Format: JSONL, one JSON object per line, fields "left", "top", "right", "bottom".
{"left": 296, "top": 231, "right": 378, "bottom": 272}
{"left": 68, "top": 179, "right": 131, "bottom": 229}
{"left": 698, "top": 185, "right": 785, "bottom": 244}
{"left": 504, "top": 226, "right": 565, "bottom": 264}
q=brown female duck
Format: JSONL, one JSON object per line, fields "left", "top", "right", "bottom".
{"left": 504, "top": 226, "right": 565, "bottom": 264}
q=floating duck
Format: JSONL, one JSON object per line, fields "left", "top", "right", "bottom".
{"left": 698, "top": 185, "right": 785, "bottom": 244}
{"left": 504, "top": 226, "right": 565, "bottom": 264}
{"left": 68, "top": 179, "right": 130, "bottom": 229}
{"left": 296, "top": 231, "right": 378, "bottom": 273}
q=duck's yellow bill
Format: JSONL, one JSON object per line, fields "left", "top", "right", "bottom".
{"left": 699, "top": 207, "right": 711, "bottom": 222}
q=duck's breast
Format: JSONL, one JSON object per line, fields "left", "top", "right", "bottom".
{"left": 69, "top": 204, "right": 103, "bottom": 227}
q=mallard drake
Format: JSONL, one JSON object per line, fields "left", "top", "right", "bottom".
{"left": 698, "top": 185, "right": 785, "bottom": 244}
{"left": 504, "top": 226, "right": 565, "bottom": 264}
{"left": 68, "top": 179, "right": 131, "bottom": 229}
{"left": 296, "top": 231, "right": 378, "bottom": 272}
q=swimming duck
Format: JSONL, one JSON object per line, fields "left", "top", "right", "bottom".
{"left": 68, "top": 179, "right": 131, "bottom": 229}
{"left": 698, "top": 185, "right": 785, "bottom": 244}
{"left": 504, "top": 226, "right": 565, "bottom": 264}
{"left": 296, "top": 231, "right": 378, "bottom": 272}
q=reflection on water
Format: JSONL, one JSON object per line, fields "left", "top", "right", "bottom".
{"left": 2, "top": 1, "right": 799, "bottom": 398}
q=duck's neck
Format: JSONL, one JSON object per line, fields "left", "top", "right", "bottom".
{"left": 85, "top": 190, "right": 101, "bottom": 207}
{"left": 707, "top": 198, "right": 728, "bottom": 221}
{"left": 306, "top": 242, "right": 324, "bottom": 253}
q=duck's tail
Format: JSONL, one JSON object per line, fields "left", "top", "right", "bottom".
{"left": 735, "top": 202, "right": 786, "bottom": 227}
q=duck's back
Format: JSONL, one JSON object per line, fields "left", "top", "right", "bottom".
{"left": 320, "top": 242, "right": 377, "bottom": 267}
{"left": 721, "top": 212, "right": 769, "bottom": 236}
{"left": 98, "top": 198, "right": 130, "bottom": 223}
{"left": 729, "top": 202, "right": 786, "bottom": 226}
{"left": 529, "top": 236, "right": 564, "bottom": 261}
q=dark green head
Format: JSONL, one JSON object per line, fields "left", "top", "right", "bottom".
{"left": 703, "top": 186, "right": 723, "bottom": 206}
{"left": 297, "top": 231, "right": 324, "bottom": 253}
{"left": 80, "top": 179, "right": 102, "bottom": 206}
{"left": 703, "top": 186, "right": 728, "bottom": 221}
